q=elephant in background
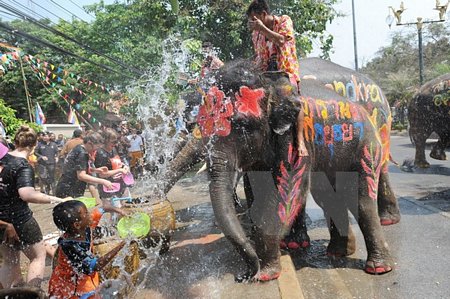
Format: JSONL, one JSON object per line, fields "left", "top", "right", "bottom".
{"left": 408, "top": 73, "right": 450, "bottom": 168}
{"left": 181, "top": 58, "right": 394, "bottom": 281}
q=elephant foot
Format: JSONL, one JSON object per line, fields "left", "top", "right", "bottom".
{"left": 253, "top": 260, "right": 282, "bottom": 282}
{"left": 364, "top": 260, "right": 392, "bottom": 275}
{"left": 414, "top": 160, "right": 430, "bottom": 168}
{"left": 280, "top": 232, "right": 310, "bottom": 250}
{"left": 430, "top": 149, "right": 447, "bottom": 161}
{"left": 326, "top": 238, "right": 356, "bottom": 257}
{"left": 279, "top": 240, "right": 310, "bottom": 249}
{"left": 380, "top": 215, "right": 400, "bottom": 226}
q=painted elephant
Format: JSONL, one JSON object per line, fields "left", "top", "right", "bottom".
{"left": 175, "top": 58, "right": 395, "bottom": 281}
{"left": 165, "top": 58, "right": 400, "bottom": 226}
{"left": 408, "top": 73, "right": 450, "bottom": 168}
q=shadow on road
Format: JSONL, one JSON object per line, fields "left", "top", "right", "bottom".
{"left": 289, "top": 239, "right": 365, "bottom": 272}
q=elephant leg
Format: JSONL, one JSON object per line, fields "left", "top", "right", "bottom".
{"left": 377, "top": 171, "right": 400, "bottom": 226}
{"left": 280, "top": 207, "right": 310, "bottom": 249}
{"left": 252, "top": 227, "right": 281, "bottom": 282}
{"left": 326, "top": 216, "right": 356, "bottom": 257}
{"left": 411, "top": 130, "right": 430, "bottom": 168}
{"left": 356, "top": 176, "right": 393, "bottom": 274}
{"left": 430, "top": 134, "right": 448, "bottom": 161}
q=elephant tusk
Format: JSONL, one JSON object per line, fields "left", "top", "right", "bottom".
{"left": 196, "top": 162, "right": 208, "bottom": 174}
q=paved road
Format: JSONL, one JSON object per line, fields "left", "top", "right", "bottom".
{"left": 298, "top": 135, "right": 450, "bottom": 299}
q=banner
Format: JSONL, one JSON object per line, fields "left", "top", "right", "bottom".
{"left": 35, "top": 102, "right": 46, "bottom": 125}
{"left": 67, "top": 106, "right": 79, "bottom": 125}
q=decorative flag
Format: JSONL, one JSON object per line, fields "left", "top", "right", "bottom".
{"left": 35, "top": 102, "right": 46, "bottom": 125}
{"left": 67, "top": 106, "right": 79, "bottom": 125}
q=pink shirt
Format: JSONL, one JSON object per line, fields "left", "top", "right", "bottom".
{"left": 251, "top": 15, "right": 300, "bottom": 85}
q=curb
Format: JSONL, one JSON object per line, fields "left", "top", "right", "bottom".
{"left": 278, "top": 254, "right": 305, "bottom": 299}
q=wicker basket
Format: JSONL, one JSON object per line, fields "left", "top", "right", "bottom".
{"left": 122, "top": 199, "right": 175, "bottom": 254}
{"left": 94, "top": 239, "right": 140, "bottom": 284}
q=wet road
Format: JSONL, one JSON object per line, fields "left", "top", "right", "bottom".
{"left": 133, "top": 134, "right": 450, "bottom": 299}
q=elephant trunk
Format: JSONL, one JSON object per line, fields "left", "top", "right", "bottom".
{"left": 163, "top": 136, "right": 205, "bottom": 194}
{"left": 208, "top": 155, "right": 260, "bottom": 281}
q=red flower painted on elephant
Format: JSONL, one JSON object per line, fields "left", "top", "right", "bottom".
{"left": 234, "top": 86, "right": 265, "bottom": 117}
{"left": 361, "top": 143, "right": 382, "bottom": 201}
{"left": 197, "top": 86, "right": 234, "bottom": 137}
{"left": 277, "top": 144, "right": 306, "bottom": 226}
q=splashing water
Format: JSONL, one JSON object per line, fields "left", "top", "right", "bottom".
{"left": 127, "top": 35, "right": 195, "bottom": 201}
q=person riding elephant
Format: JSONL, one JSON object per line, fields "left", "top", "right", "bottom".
{"left": 185, "top": 58, "right": 394, "bottom": 282}
{"left": 408, "top": 73, "right": 450, "bottom": 168}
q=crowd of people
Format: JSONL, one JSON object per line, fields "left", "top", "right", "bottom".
{"left": 0, "top": 122, "right": 145, "bottom": 296}
{"left": 29, "top": 123, "right": 145, "bottom": 199}
{"left": 0, "top": 0, "right": 305, "bottom": 295}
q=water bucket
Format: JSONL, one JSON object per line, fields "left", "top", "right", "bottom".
{"left": 0, "top": 287, "right": 48, "bottom": 299}
{"left": 122, "top": 199, "right": 175, "bottom": 254}
{"left": 117, "top": 212, "right": 151, "bottom": 238}
{"left": 103, "top": 182, "right": 121, "bottom": 193}
{"left": 75, "top": 197, "right": 97, "bottom": 208}
{"left": 94, "top": 238, "right": 140, "bottom": 284}
{"left": 122, "top": 172, "right": 135, "bottom": 186}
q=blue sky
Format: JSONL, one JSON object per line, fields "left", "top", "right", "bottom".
{"left": 2, "top": 0, "right": 448, "bottom": 69}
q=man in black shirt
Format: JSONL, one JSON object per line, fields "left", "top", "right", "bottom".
{"left": 34, "top": 132, "right": 59, "bottom": 195}
{"left": 56, "top": 132, "right": 113, "bottom": 198}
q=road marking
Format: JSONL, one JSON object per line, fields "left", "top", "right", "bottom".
{"left": 278, "top": 254, "right": 305, "bottom": 299}
{"left": 324, "top": 268, "right": 354, "bottom": 299}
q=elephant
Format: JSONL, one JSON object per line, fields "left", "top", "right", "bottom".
{"left": 167, "top": 58, "right": 395, "bottom": 282}
{"left": 408, "top": 73, "right": 450, "bottom": 168}
{"left": 165, "top": 58, "right": 400, "bottom": 226}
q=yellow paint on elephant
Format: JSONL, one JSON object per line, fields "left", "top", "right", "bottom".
{"left": 333, "top": 81, "right": 346, "bottom": 97}
{"left": 368, "top": 108, "right": 378, "bottom": 129}
{"left": 303, "top": 116, "right": 315, "bottom": 142}
{"left": 338, "top": 101, "right": 352, "bottom": 119}
{"left": 369, "top": 85, "right": 382, "bottom": 103}
{"left": 315, "top": 100, "right": 328, "bottom": 119}
{"left": 280, "top": 84, "right": 294, "bottom": 97}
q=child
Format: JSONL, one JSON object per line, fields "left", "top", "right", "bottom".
{"left": 48, "top": 200, "right": 125, "bottom": 299}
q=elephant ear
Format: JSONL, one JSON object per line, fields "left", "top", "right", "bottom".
{"left": 260, "top": 72, "right": 300, "bottom": 135}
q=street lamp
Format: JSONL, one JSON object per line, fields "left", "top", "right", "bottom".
{"left": 386, "top": 1, "right": 449, "bottom": 86}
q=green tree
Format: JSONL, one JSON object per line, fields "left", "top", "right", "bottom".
{"left": 0, "top": 98, "right": 41, "bottom": 136}
{"left": 362, "top": 23, "right": 450, "bottom": 108}
{"left": 1, "top": 0, "right": 339, "bottom": 125}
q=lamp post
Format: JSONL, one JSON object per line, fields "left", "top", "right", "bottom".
{"left": 386, "top": 1, "right": 449, "bottom": 86}
{"left": 351, "top": 0, "right": 358, "bottom": 71}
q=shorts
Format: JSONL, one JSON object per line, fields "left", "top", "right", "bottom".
{"left": 129, "top": 151, "right": 143, "bottom": 168}
{"left": 0, "top": 217, "right": 43, "bottom": 250}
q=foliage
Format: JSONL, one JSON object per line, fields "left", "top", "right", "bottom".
{"left": 0, "top": 0, "right": 338, "bottom": 125}
{"left": 0, "top": 98, "right": 41, "bottom": 136}
{"left": 362, "top": 23, "right": 450, "bottom": 108}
